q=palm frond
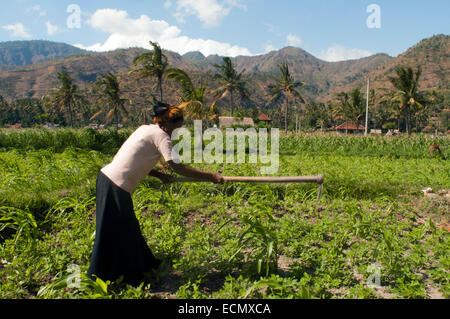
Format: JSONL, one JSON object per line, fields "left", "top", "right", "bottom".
{"left": 105, "top": 109, "right": 115, "bottom": 124}
{"left": 90, "top": 110, "right": 103, "bottom": 120}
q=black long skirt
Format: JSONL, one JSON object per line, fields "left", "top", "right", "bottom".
{"left": 87, "top": 171, "right": 161, "bottom": 285}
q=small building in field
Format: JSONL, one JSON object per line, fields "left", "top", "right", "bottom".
{"left": 422, "top": 125, "right": 436, "bottom": 133}
{"left": 334, "top": 121, "right": 365, "bottom": 134}
{"left": 88, "top": 124, "right": 99, "bottom": 130}
{"left": 218, "top": 116, "right": 255, "bottom": 129}
{"left": 370, "top": 129, "right": 382, "bottom": 135}
{"left": 5, "top": 123, "right": 22, "bottom": 129}
{"left": 257, "top": 113, "right": 272, "bottom": 123}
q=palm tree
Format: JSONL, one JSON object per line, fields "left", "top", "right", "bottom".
{"left": 332, "top": 95, "right": 349, "bottom": 134}
{"left": 166, "top": 67, "right": 217, "bottom": 121}
{"left": 267, "top": 63, "right": 307, "bottom": 132}
{"left": 91, "top": 73, "right": 129, "bottom": 129}
{"left": 211, "top": 57, "right": 250, "bottom": 117}
{"left": 333, "top": 89, "right": 366, "bottom": 133}
{"left": 384, "top": 66, "right": 424, "bottom": 136}
{"left": 304, "top": 101, "right": 332, "bottom": 131}
{"left": 0, "top": 95, "right": 10, "bottom": 125}
{"left": 43, "top": 72, "right": 83, "bottom": 127}
{"left": 131, "top": 41, "right": 168, "bottom": 102}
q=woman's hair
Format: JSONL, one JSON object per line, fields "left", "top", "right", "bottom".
{"left": 153, "top": 102, "right": 183, "bottom": 124}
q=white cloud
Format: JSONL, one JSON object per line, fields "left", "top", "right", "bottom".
{"left": 164, "top": 1, "right": 172, "bottom": 9}
{"left": 223, "top": 0, "right": 247, "bottom": 10}
{"left": 27, "top": 5, "right": 46, "bottom": 17}
{"left": 319, "top": 44, "right": 372, "bottom": 62}
{"left": 265, "top": 23, "right": 282, "bottom": 37}
{"left": 45, "top": 21, "right": 59, "bottom": 35}
{"left": 75, "top": 8, "right": 252, "bottom": 57}
{"left": 263, "top": 41, "right": 276, "bottom": 53}
{"left": 286, "top": 34, "right": 302, "bottom": 47}
{"left": 172, "top": 0, "right": 246, "bottom": 28}
{"left": 2, "top": 22, "right": 31, "bottom": 38}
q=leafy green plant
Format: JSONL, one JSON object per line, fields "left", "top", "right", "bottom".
{"left": 37, "top": 271, "right": 112, "bottom": 299}
{"left": 242, "top": 275, "right": 312, "bottom": 299}
{"left": 0, "top": 206, "right": 38, "bottom": 245}
{"left": 222, "top": 209, "right": 279, "bottom": 277}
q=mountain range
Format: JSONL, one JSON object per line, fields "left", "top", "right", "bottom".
{"left": 0, "top": 35, "right": 448, "bottom": 108}
{"left": 0, "top": 40, "right": 85, "bottom": 69}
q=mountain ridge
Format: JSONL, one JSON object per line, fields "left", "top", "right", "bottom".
{"left": 0, "top": 40, "right": 87, "bottom": 67}
{"left": 0, "top": 35, "right": 447, "bottom": 107}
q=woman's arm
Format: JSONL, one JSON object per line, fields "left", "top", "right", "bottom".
{"left": 167, "top": 161, "right": 224, "bottom": 183}
{"left": 149, "top": 169, "right": 172, "bottom": 184}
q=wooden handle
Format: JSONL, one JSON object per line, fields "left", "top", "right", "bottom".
{"left": 168, "top": 174, "right": 324, "bottom": 184}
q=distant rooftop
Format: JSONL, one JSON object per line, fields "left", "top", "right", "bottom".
{"left": 257, "top": 113, "right": 271, "bottom": 121}
{"left": 334, "top": 122, "right": 365, "bottom": 131}
{"left": 218, "top": 116, "right": 255, "bottom": 128}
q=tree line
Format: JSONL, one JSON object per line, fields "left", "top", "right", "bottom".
{"left": 0, "top": 41, "right": 448, "bottom": 136}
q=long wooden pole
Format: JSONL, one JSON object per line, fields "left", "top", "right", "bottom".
{"left": 168, "top": 175, "right": 324, "bottom": 200}
{"left": 169, "top": 175, "right": 323, "bottom": 183}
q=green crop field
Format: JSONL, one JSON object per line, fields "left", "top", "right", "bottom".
{"left": 0, "top": 128, "right": 448, "bottom": 299}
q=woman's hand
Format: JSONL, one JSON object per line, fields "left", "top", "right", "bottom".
{"left": 157, "top": 173, "right": 173, "bottom": 184}
{"left": 149, "top": 170, "right": 172, "bottom": 184}
{"left": 210, "top": 172, "right": 224, "bottom": 184}
{"left": 167, "top": 161, "right": 224, "bottom": 184}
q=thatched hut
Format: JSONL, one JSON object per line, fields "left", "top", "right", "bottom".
{"left": 257, "top": 113, "right": 272, "bottom": 123}
{"left": 218, "top": 116, "right": 255, "bottom": 129}
{"left": 334, "top": 121, "right": 365, "bottom": 134}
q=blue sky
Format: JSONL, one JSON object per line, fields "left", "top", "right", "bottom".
{"left": 1, "top": 0, "right": 449, "bottom": 61}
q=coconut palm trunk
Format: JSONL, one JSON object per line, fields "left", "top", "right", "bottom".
{"left": 230, "top": 90, "right": 234, "bottom": 116}
{"left": 68, "top": 103, "right": 73, "bottom": 128}
{"left": 284, "top": 96, "right": 289, "bottom": 133}
{"left": 405, "top": 104, "right": 411, "bottom": 136}
{"left": 158, "top": 76, "right": 163, "bottom": 102}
